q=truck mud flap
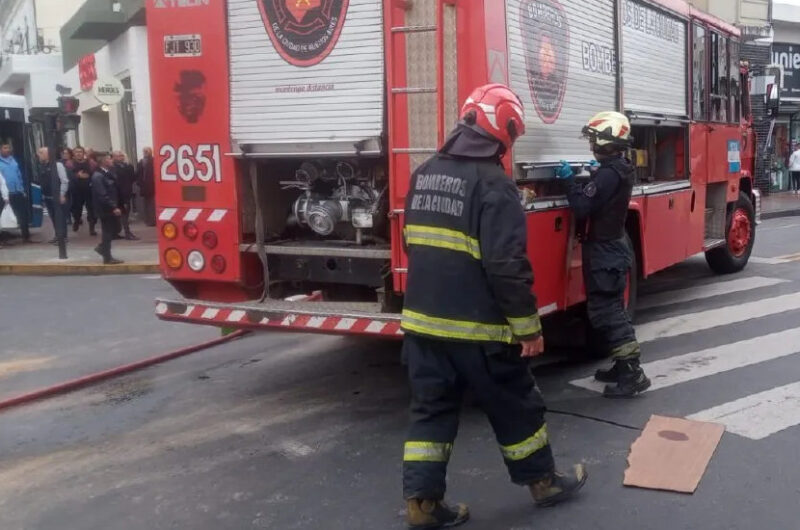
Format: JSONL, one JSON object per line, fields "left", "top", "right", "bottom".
{"left": 155, "top": 298, "right": 404, "bottom": 338}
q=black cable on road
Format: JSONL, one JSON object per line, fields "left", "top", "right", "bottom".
{"left": 548, "top": 409, "right": 642, "bottom": 431}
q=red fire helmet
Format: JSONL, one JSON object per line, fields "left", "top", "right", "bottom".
{"left": 460, "top": 83, "right": 526, "bottom": 151}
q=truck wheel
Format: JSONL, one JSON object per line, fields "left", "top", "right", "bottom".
{"left": 705, "top": 192, "right": 755, "bottom": 274}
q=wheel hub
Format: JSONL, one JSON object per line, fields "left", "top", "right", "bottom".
{"left": 728, "top": 207, "right": 752, "bottom": 258}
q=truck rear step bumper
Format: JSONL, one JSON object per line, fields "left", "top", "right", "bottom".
{"left": 155, "top": 298, "right": 404, "bottom": 338}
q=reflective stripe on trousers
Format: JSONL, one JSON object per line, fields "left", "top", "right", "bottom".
{"left": 499, "top": 424, "right": 549, "bottom": 462}
{"left": 611, "top": 340, "right": 640, "bottom": 360}
{"left": 403, "top": 441, "right": 453, "bottom": 463}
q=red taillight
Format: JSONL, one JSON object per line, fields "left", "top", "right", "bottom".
{"left": 202, "top": 230, "right": 218, "bottom": 249}
{"left": 183, "top": 222, "right": 199, "bottom": 240}
{"left": 210, "top": 255, "right": 226, "bottom": 273}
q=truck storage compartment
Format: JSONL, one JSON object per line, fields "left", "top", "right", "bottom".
{"left": 227, "top": 0, "right": 385, "bottom": 155}
{"left": 241, "top": 158, "right": 393, "bottom": 304}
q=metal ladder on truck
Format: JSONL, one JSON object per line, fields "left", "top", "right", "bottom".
{"left": 385, "top": 0, "right": 459, "bottom": 292}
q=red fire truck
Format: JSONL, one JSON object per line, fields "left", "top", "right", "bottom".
{"left": 150, "top": 0, "right": 760, "bottom": 339}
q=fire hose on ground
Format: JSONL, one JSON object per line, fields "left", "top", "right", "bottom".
{"left": 0, "top": 330, "right": 250, "bottom": 413}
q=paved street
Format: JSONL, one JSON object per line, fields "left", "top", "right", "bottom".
{"left": 1, "top": 217, "right": 800, "bottom": 530}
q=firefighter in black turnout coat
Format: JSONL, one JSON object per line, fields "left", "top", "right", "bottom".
{"left": 400, "top": 84, "right": 586, "bottom": 529}
{"left": 556, "top": 111, "right": 651, "bottom": 398}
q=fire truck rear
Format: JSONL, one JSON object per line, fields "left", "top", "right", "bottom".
{"left": 150, "top": 0, "right": 760, "bottom": 338}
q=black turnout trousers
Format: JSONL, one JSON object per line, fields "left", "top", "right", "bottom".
{"left": 402, "top": 334, "right": 554, "bottom": 500}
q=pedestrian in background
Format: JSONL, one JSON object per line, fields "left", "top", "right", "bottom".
{"left": 112, "top": 151, "right": 139, "bottom": 240}
{"left": 91, "top": 153, "right": 123, "bottom": 265}
{"left": 37, "top": 147, "right": 70, "bottom": 245}
{"left": 70, "top": 146, "right": 97, "bottom": 235}
{"left": 86, "top": 148, "right": 99, "bottom": 172}
{"left": 0, "top": 142, "right": 32, "bottom": 243}
{"left": 137, "top": 147, "right": 156, "bottom": 226}
{"left": 60, "top": 148, "right": 74, "bottom": 171}
{"left": 0, "top": 165, "right": 16, "bottom": 248}
{"left": 788, "top": 143, "right": 800, "bottom": 195}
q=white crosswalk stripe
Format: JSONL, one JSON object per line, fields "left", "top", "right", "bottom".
{"left": 635, "top": 292, "right": 800, "bottom": 343}
{"left": 569, "top": 274, "right": 800, "bottom": 441}
{"left": 571, "top": 327, "right": 800, "bottom": 393}
{"left": 687, "top": 382, "right": 800, "bottom": 440}
{"left": 637, "top": 276, "right": 787, "bottom": 311}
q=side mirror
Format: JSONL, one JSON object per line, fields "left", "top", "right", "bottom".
{"left": 766, "top": 84, "right": 781, "bottom": 116}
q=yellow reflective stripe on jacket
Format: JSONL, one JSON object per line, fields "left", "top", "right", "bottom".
{"left": 507, "top": 314, "right": 542, "bottom": 337}
{"left": 500, "top": 425, "right": 549, "bottom": 461}
{"left": 401, "top": 309, "right": 515, "bottom": 344}
{"left": 403, "top": 441, "right": 453, "bottom": 462}
{"left": 404, "top": 224, "right": 482, "bottom": 260}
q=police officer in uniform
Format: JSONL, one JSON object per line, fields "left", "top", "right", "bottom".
{"left": 401, "top": 84, "right": 587, "bottom": 529}
{"left": 556, "top": 111, "right": 651, "bottom": 398}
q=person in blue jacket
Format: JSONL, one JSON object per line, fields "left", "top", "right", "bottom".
{"left": 0, "top": 142, "right": 31, "bottom": 242}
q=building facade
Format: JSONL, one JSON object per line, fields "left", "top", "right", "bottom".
{"left": 59, "top": 0, "right": 150, "bottom": 163}
{"left": 0, "top": 0, "right": 83, "bottom": 111}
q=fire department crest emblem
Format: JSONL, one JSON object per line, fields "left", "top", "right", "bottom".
{"left": 258, "top": 0, "right": 350, "bottom": 67}
{"left": 520, "top": 0, "right": 569, "bottom": 124}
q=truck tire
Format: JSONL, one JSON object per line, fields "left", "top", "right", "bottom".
{"left": 705, "top": 192, "right": 755, "bottom": 274}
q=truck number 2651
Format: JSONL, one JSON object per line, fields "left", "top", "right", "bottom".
{"left": 160, "top": 144, "right": 222, "bottom": 182}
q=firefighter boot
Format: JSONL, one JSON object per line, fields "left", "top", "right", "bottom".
{"left": 593, "top": 362, "right": 620, "bottom": 383}
{"left": 529, "top": 464, "right": 588, "bottom": 507}
{"left": 406, "top": 499, "right": 469, "bottom": 529}
{"left": 602, "top": 360, "right": 651, "bottom": 398}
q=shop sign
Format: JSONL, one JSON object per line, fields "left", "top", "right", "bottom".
{"left": 772, "top": 43, "right": 800, "bottom": 100}
{"left": 92, "top": 77, "right": 125, "bottom": 105}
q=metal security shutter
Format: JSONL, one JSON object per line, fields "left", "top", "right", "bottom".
{"left": 227, "top": 0, "right": 385, "bottom": 154}
{"left": 622, "top": 0, "right": 687, "bottom": 116}
{"left": 508, "top": 0, "right": 617, "bottom": 165}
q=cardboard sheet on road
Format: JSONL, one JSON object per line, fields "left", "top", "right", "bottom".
{"left": 624, "top": 415, "right": 725, "bottom": 493}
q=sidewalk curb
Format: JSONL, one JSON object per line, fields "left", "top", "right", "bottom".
{"left": 0, "top": 263, "right": 160, "bottom": 276}
{"left": 762, "top": 208, "right": 800, "bottom": 221}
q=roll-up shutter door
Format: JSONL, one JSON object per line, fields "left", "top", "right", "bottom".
{"left": 622, "top": 0, "right": 688, "bottom": 116}
{"left": 508, "top": 0, "right": 617, "bottom": 165}
{"left": 227, "top": 0, "right": 385, "bottom": 154}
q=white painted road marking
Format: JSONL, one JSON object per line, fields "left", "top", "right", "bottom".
{"left": 749, "top": 257, "right": 791, "bottom": 265}
{"left": 570, "top": 327, "right": 800, "bottom": 393}
{"left": 687, "top": 381, "right": 800, "bottom": 440}
{"left": 638, "top": 276, "right": 788, "bottom": 311}
{"left": 635, "top": 292, "right": 800, "bottom": 343}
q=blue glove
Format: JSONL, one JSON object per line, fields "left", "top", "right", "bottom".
{"left": 584, "top": 159, "right": 600, "bottom": 173}
{"left": 555, "top": 160, "right": 575, "bottom": 180}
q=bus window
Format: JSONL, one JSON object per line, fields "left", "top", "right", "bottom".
{"left": 711, "top": 32, "right": 728, "bottom": 122}
{"left": 729, "top": 40, "right": 741, "bottom": 123}
{"left": 692, "top": 24, "right": 707, "bottom": 121}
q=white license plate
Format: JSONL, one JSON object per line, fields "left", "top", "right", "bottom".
{"left": 164, "top": 34, "right": 202, "bottom": 58}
